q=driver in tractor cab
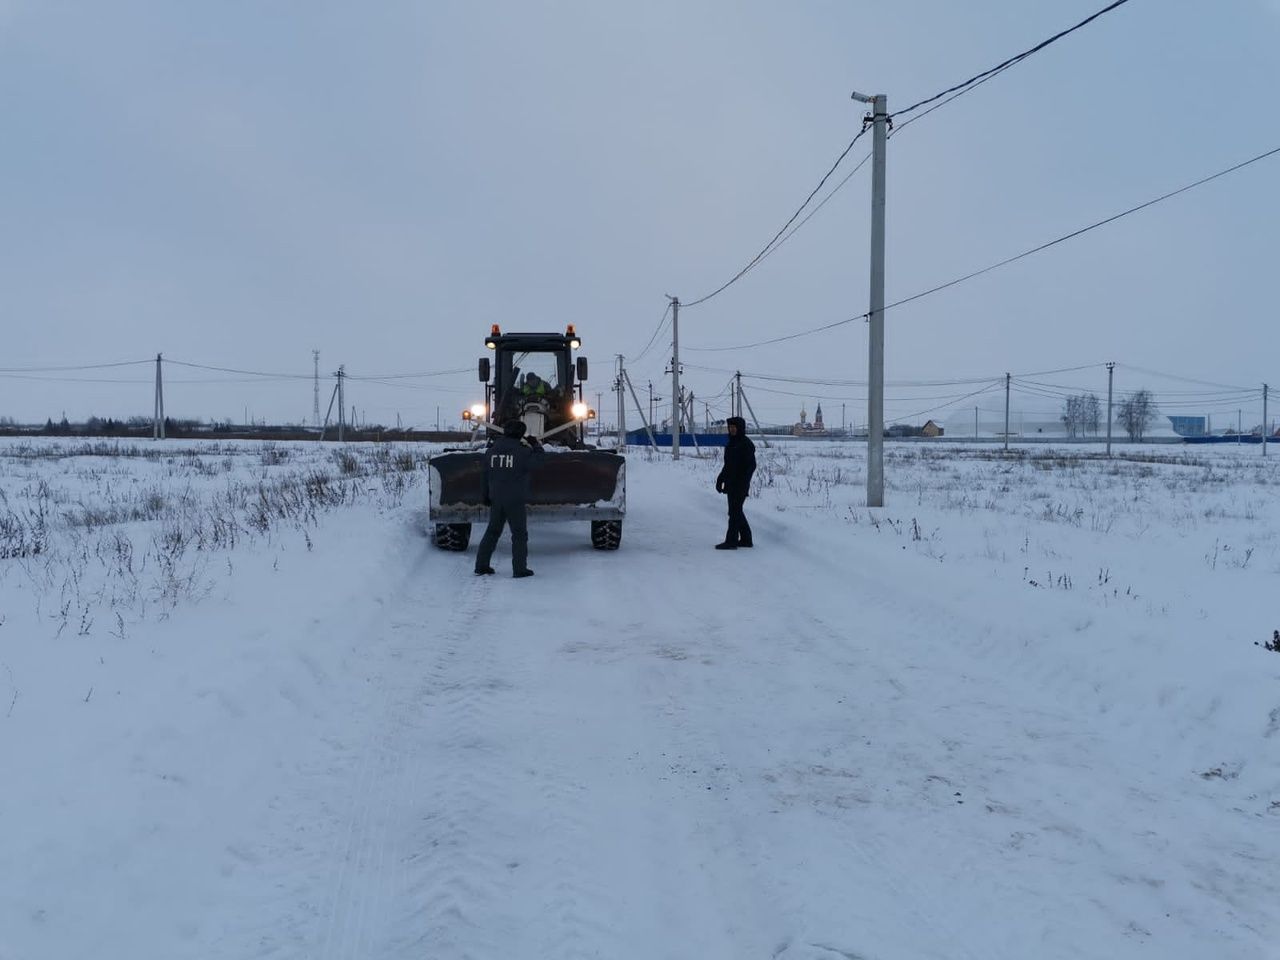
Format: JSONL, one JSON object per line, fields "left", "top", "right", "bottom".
{"left": 519, "top": 371, "right": 550, "bottom": 402}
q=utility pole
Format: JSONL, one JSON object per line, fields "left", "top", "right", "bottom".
{"left": 974, "top": 406, "right": 979, "bottom": 440}
{"left": 852, "top": 90, "right": 886, "bottom": 506}
{"left": 312, "top": 350, "right": 320, "bottom": 429}
{"left": 1004, "top": 372, "right": 1011, "bottom": 453}
{"left": 153, "top": 353, "right": 165, "bottom": 440}
{"left": 648, "top": 381, "right": 655, "bottom": 428}
{"left": 337, "top": 366, "right": 346, "bottom": 443}
{"left": 616, "top": 355, "right": 627, "bottom": 451}
{"left": 669, "top": 295, "right": 681, "bottom": 460}
{"left": 1263, "top": 383, "right": 1269, "bottom": 457}
{"left": 1105, "top": 362, "right": 1115, "bottom": 457}
{"left": 842, "top": 402, "right": 846, "bottom": 436}
{"left": 735, "top": 371, "right": 743, "bottom": 418}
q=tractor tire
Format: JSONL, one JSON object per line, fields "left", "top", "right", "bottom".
{"left": 433, "top": 522, "right": 472, "bottom": 551}
{"left": 590, "top": 520, "right": 623, "bottom": 551}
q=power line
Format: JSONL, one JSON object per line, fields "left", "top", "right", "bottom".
{"left": 891, "top": 0, "right": 1135, "bottom": 122}
{"left": 893, "top": 68, "right": 1013, "bottom": 134}
{"left": 0, "top": 359, "right": 151, "bottom": 373}
{"left": 165, "top": 359, "right": 313, "bottom": 380}
{"left": 1017, "top": 376, "right": 1256, "bottom": 399}
{"left": 0, "top": 372, "right": 151, "bottom": 384}
{"left": 751, "top": 151, "right": 873, "bottom": 270}
{"left": 888, "top": 381, "right": 1005, "bottom": 425}
{"left": 628, "top": 302, "right": 673, "bottom": 363}
{"left": 683, "top": 127, "right": 871, "bottom": 308}
{"left": 882, "top": 143, "right": 1280, "bottom": 315}
{"left": 684, "top": 314, "right": 863, "bottom": 352}
{"left": 684, "top": 360, "right": 1087, "bottom": 387}
{"left": 1114, "top": 363, "right": 1253, "bottom": 392}
{"left": 344, "top": 367, "right": 471, "bottom": 381}
{"left": 685, "top": 142, "right": 1280, "bottom": 353}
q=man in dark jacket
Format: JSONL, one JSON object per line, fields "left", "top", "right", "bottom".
{"left": 475, "top": 420, "right": 545, "bottom": 577}
{"left": 715, "top": 416, "right": 756, "bottom": 550}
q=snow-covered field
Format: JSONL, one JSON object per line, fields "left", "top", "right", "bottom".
{"left": 1, "top": 436, "right": 1278, "bottom": 959}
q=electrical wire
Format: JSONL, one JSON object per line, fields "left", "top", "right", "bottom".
{"left": 683, "top": 314, "right": 863, "bottom": 352}
{"left": 165, "top": 359, "right": 313, "bottom": 380}
{"left": 891, "top": 0, "right": 1135, "bottom": 121}
{"left": 893, "top": 68, "right": 1014, "bottom": 134}
{"left": 685, "top": 143, "right": 1280, "bottom": 354}
{"left": 344, "top": 367, "right": 471, "bottom": 381}
{"left": 1114, "top": 363, "right": 1253, "bottom": 392}
{"left": 629, "top": 302, "right": 673, "bottom": 363}
{"left": 683, "top": 127, "right": 871, "bottom": 308}
{"left": 750, "top": 151, "right": 873, "bottom": 270}
{"left": 882, "top": 143, "right": 1280, "bottom": 316}
{"left": 888, "top": 381, "right": 1005, "bottom": 425}
{"left": 0, "top": 359, "right": 152, "bottom": 373}
{"left": 0, "top": 372, "right": 151, "bottom": 384}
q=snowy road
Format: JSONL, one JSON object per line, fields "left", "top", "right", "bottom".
{"left": 3, "top": 445, "right": 1278, "bottom": 959}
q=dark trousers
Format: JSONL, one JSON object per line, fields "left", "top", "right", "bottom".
{"left": 475, "top": 499, "right": 530, "bottom": 573}
{"left": 725, "top": 489, "right": 752, "bottom": 545}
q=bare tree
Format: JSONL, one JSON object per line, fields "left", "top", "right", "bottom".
{"left": 1060, "top": 395, "right": 1083, "bottom": 438}
{"left": 1060, "top": 393, "right": 1102, "bottom": 438}
{"left": 1083, "top": 393, "right": 1101, "bottom": 436}
{"left": 1117, "top": 389, "right": 1158, "bottom": 442}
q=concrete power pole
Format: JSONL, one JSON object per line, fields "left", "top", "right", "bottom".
{"left": 153, "top": 353, "right": 165, "bottom": 440}
{"left": 337, "top": 366, "right": 346, "bottom": 443}
{"left": 312, "top": 350, "right": 321, "bottom": 428}
{"left": 669, "top": 296, "right": 681, "bottom": 460}
{"left": 852, "top": 90, "right": 887, "bottom": 506}
{"left": 616, "top": 355, "right": 627, "bottom": 451}
{"left": 1264, "top": 383, "right": 1269, "bottom": 457}
{"left": 1106, "top": 362, "right": 1115, "bottom": 457}
{"left": 1004, "top": 372, "right": 1011, "bottom": 453}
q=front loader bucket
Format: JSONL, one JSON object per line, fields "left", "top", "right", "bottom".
{"left": 429, "top": 450, "right": 626, "bottom": 523}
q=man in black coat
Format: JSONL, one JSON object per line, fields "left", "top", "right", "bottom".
{"left": 714, "top": 415, "right": 756, "bottom": 550}
{"left": 475, "top": 420, "right": 545, "bottom": 577}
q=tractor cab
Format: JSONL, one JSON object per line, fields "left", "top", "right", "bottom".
{"left": 477, "top": 325, "right": 591, "bottom": 447}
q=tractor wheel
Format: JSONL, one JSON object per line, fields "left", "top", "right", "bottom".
{"left": 433, "top": 522, "right": 472, "bottom": 551}
{"left": 590, "top": 520, "right": 623, "bottom": 551}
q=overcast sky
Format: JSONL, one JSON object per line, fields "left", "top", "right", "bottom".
{"left": 2, "top": 0, "right": 1277, "bottom": 430}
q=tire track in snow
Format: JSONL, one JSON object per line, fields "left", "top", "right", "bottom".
{"left": 315, "top": 543, "right": 491, "bottom": 959}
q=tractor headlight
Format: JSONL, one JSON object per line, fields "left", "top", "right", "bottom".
{"left": 571, "top": 402, "right": 589, "bottom": 420}
{"left": 469, "top": 403, "right": 487, "bottom": 420}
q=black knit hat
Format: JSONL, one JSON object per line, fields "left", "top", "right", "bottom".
{"left": 504, "top": 420, "right": 527, "bottom": 438}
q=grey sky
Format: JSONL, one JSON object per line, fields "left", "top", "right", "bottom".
{"left": 2, "top": 0, "right": 1277, "bottom": 429}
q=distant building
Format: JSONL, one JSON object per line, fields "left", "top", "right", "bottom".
{"left": 921, "top": 419, "right": 944, "bottom": 438}
{"left": 1168, "top": 415, "right": 1206, "bottom": 437}
{"left": 792, "top": 403, "right": 830, "bottom": 437}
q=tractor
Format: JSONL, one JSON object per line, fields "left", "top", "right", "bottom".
{"left": 427, "top": 324, "right": 625, "bottom": 551}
